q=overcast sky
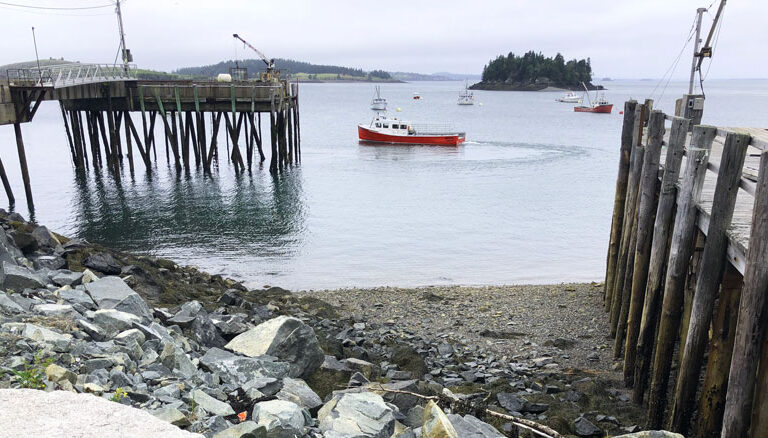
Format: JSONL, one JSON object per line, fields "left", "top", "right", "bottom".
{"left": 0, "top": 0, "right": 764, "bottom": 79}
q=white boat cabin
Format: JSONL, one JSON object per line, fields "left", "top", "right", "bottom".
{"left": 370, "top": 116, "right": 415, "bottom": 135}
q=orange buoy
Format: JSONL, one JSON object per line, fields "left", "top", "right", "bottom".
{"left": 619, "top": 111, "right": 624, "bottom": 114}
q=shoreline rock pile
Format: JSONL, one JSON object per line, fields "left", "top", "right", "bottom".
{"left": 0, "top": 211, "right": 664, "bottom": 437}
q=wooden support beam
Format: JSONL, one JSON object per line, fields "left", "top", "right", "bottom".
{"left": 155, "top": 95, "right": 180, "bottom": 170}
{"left": 670, "top": 132, "right": 750, "bottom": 434}
{"left": 720, "top": 149, "right": 768, "bottom": 438}
{"left": 256, "top": 112, "right": 265, "bottom": 162}
{"left": 59, "top": 105, "right": 77, "bottom": 168}
{"left": 0, "top": 156, "right": 15, "bottom": 205}
{"left": 695, "top": 263, "right": 742, "bottom": 438}
{"left": 125, "top": 112, "right": 151, "bottom": 170}
{"left": 13, "top": 123, "right": 33, "bottom": 206}
{"left": 124, "top": 111, "right": 134, "bottom": 173}
{"left": 750, "top": 333, "right": 768, "bottom": 438}
{"left": 269, "top": 99, "right": 278, "bottom": 173}
{"left": 207, "top": 112, "right": 221, "bottom": 170}
{"left": 96, "top": 112, "right": 111, "bottom": 167}
{"left": 647, "top": 125, "right": 717, "bottom": 428}
{"left": 611, "top": 104, "right": 647, "bottom": 335}
{"left": 633, "top": 116, "right": 690, "bottom": 403}
{"left": 622, "top": 110, "right": 665, "bottom": 377}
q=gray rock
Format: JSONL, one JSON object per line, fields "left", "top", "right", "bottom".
{"left": 52, "top": 270, "right": 84, "bottom": 287}
{"left": 225, "top": 316, "right": 324, "bottom": 378}
{"left": 1, "top": 322, "right": 72, "bottom": 351}
{"left": 200, "top": 347, "right": 290, "bottom": 386}
{"left": 85, "top": 358, "right": 113, "bottom": 373}
{"left": 574, "top": 417, "right": 603, "bottom": 437}
{"left": 33, "top": 303, "right": 79, "bottom": 318}
{"left": 168, "top": 300, "right": 203, "bottom": 326}
{"left": 153, "top": 406, "right": 191, "bottom": 428}
{"left": 191, "top": 313, "right": 227, "bottom": 349}
{"left": 114, "top": 328, "right": 146, "bottom": 346}
{"left": 91, "top": 309, "right": 142, "bottom": 338}
{"left": 84, "top": 252, "right": 122, "bottom": 275}
{"left": 447, "top": 414, "right": 505, "bottom": 437}
{"left": 58, "top": 287, "right": 96, "bottom": 308}
{"left": 85, "top": 276, "right": 152, "bottom": 322}
{"left": 348, "top": 372, "right": 370, "bottom": 388}
{"left": 159, "top": 341, "right": 197, "bottom": 378}
{"left": 0, "top": 229, "right": 22, "bottom": 266}
{"left": 213, "top": 421, "right": 267, "bottom": 438}
{"left": 32, "top": 255, "right": 66, "bottom": 271}
{"left": 211, "top": 313, "right": 249, "bottom": 336}
{"left": 31, "top": 226, "right": 60, "bottom": 250}
{"left": 242, "top": 377, "right": 283, "bottom": 402}
{"left": 153, "top": 383, "right": 182, "bottom": 399}
{"left": 380, "top": 380, "right": 419, "bottom": 413}
{"left": 191, "top": 388, "right": 235, "bottom": 417}
{"left": 0, "top": 291, "right": 24, "bottom": 314}
{"left": 252, "top": 399, "right": 305, "bottom": 438}
{"left": 77, "top": 318, "right": 106, "bottom": 341}
{"left": 496, "top": 393, "right": 524, "bottom": 413}
{"left": 612, "top": 432, "right": 683, "bottom": 438}
{"left": 1, "top": 262, "right": 45, "bottom": 291}
{"left": 275, "top": 377, "right": 322, "bottom": 411}
{"left": 318, "top": 392, "right": 395, "bottom": 438}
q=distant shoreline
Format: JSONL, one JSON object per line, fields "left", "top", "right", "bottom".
{"left": 470, "top": 81, "right": 605, "bottom": 92}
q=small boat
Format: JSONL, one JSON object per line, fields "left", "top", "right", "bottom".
{"left": 556, "top": 91, "right": 582, "bottom": 103}
{"left": 458, "top": 81, "right": 474, "bottom": 105}
{"left": 358, "top": 115, "right": 465, "bottom": 146}
{"left": 370, "top": 85, "right": 387, "bottom": 111}
{"left": 412, "top": 92, "right": 421, "bottom": 100}
{"left": 574, "top": 82, "right": 612, "bottom": 113}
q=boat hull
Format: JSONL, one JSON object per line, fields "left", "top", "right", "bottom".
{"left": 358, "top": 126, "right": 464, "bottom": 146}
{"left": 371, "top": 103, "right": 387, "bottom": 110}
{"left": 574, "top": 104, "right": 613, "bottom": 113}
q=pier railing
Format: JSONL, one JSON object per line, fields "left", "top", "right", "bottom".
{"left": 604, "top": 99, "right": 768, "bottom": 438}
{"left": 5, "top": 63, "right": 137, "bottom": 88}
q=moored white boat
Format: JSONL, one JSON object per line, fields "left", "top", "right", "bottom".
{"left": 370, "top": 85, "right": 387, "bottom": 111}
{"left": 556, "top": 91, "right": 582, "bottom": 103}
{"left": 458, "top": 81, "right": 474, "bottom": 105}
{"left": 358, "top": 115, "right": 465, "bottom": 146}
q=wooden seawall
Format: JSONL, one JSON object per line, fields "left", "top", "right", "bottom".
{"left": 604, "top": 98, "right": 768, "bottom": 437}
{"left": 0, "top": 65, "right": 301, "bottom": 208}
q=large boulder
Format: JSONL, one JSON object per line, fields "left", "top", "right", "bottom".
{"left": 422, "top": 401, "right": 458, "bottom": 438}
{"left": 0, "top": 389, "right": 202, "bottom": 437}
{"left": 199, "top": 348, "right": 291, "bottom": 385}
{"left": 31, "top": 226, "right": 61, "bottom": 250}
{"left": 225, "top": 316, "right": 324, "bottom": 378}
{"left": 306, "top": 355, "right": 354, "bottom": 400}
{"left": 446, "top": 414, "right": 504, "bottom": 437}
{"left": 0, "top": 292, "right": 24, "bottom": 314}
{"left": 318, "top": 392, "right": 395, "bottom": 438}
{"left": 85, "top": 276, "right": 152, "bottom": 322}
{"left": 91, "top": 309, "right": 142, "bottom": 338}
{"left": 0, "top": 228, "right": 22, "bottom": 265}
{"left": 1, "top": 262, "right": 45, "bottom": 291}
{"left": 160, "top": 341, "right": 198, "bottom": 378}
{"left": 252, "top": 400, "right": 306, "bottom": 438}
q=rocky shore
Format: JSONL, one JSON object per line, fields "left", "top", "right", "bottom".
{"left": 469, "top": 81, "right": 605, "bottom": 92}
{"left": 0, "top": 210, "right": 676, "bottom": 438}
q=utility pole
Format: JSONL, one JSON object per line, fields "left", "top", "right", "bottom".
{"left": 115, "top": 0, "right": 132, "bottom": 72}
{"left": 688, "top": 7, "right": 706, "bottom": 95}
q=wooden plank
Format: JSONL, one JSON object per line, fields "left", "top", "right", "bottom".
{"left": 647, "top": 125, "right": 717, "bottom": 428}
{"left": 670, "top": 132, "right": 750, "bottom": 434}
{"left": 721, "top": 150, "right": 768, "bottom": 438}
{"left": 633, "top": 115, "right": 690, "bottom": 402}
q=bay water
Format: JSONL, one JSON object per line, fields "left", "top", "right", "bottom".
{"left": 0, "top": 79, "right": 765, "bottom": 289}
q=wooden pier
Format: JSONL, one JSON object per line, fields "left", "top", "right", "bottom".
{"left": 604, "top": 97, "right": 768, "bottom": 437}
{"left": 0, "top": 64, "right": 301, "bottom": 208}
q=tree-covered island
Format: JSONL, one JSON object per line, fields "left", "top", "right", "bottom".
{"left": 470, "top": 51, "right": 603, "bottom": 91}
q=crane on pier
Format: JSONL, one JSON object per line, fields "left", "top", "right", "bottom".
{"left": 232, "top": 34, "right": 279, "bottom": 82}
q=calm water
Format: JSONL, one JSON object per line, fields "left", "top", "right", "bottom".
{"left": 0, "top": 79, "right": 766, "bottom": 289}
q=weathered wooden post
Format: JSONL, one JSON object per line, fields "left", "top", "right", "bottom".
{"left": 605, "top": 100, "right": 638, "bottom": 311}
{"left": 750, "top": 335, "right": 768, "bottom": 436}
{"left": 720, "top": 150, "right": 768, "bottom": 438}
{"left": 0, "top": 156, "right": 15, "bottom": 204}
{"left": 695, "top": 263, "right": 742, "bottom": 438}
{"left": 647, "top": 125, "right": 716, "bottom": 428}
{"left": 622, "top": 110, "right": 665, "bottom": 377}
{"left": 670, "top": 132, "right": 750, "bottom": 434}
{"left": 611, "top": 104, "right": 647, "bottom": 335}
{"left": 633, "top": 115, "right": 690, "bottom": 402}
{"left": 124, "top": 111, "right": 134, "bottom": 173}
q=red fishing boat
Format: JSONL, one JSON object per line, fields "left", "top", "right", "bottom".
{"left": 358, "top": 115, "right": 465, "bottom": 146}
{"left": 574, "top": 82, "right": 612, "bottom": 113}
